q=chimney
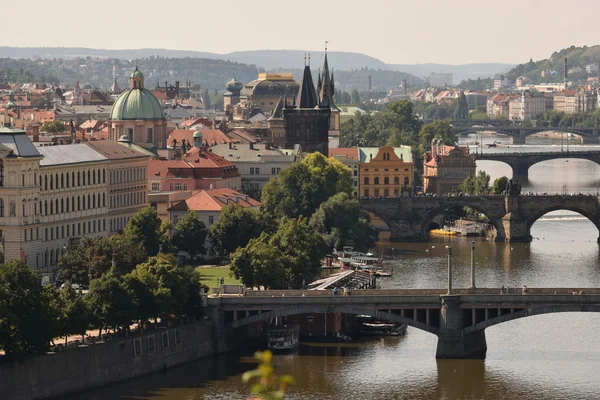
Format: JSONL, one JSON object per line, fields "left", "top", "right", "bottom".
{"left": 265, "top": 143, "right": 271, "bottom": 150}
{"left": 228, "top": 141, "right": 232, "bottom": 149}
{"left": 165, "top": 81, "right": 168, "bottom": 90}
{"left": 564, "top": 57, "right": 568, "bottom": 88}
{"left": 32, "top": 125, "right": 40, "bottom": 142}
{"left": 175, "top": 81, "right": 180, "bottom": 94}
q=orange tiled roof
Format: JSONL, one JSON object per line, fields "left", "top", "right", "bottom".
{"left": 329, "top": 147, "right": 359, "bottom": 160}
{"left": 169, "top": 188, "right": 261, "bottom": 212}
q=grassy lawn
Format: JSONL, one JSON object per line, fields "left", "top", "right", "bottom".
{"left": 196, "top": 265, "right": 241, "bottom": 288}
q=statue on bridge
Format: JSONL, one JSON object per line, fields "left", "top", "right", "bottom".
{"left": 505, "top": 179, "right": 522, "bottom": 196}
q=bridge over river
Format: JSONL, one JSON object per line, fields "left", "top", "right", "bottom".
{"left": 475, "top": 150, "right": 600, "bottom": 179}
{"left": 446, "top": 120, "right": 600, "bottom": 144}
{"left": 206, "top": 288, "right": 600, "bottom": 359}
{"left": 361, "top": 194, "right": 600, "bottom": 242}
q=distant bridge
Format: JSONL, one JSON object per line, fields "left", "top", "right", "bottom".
{"left": 360, "top": 195, "right": 600, "bottom": 242}
{"left": 206, "top": 288, "right": 600, "bottom": 359}
{"left": 475, "top": 150, "right": 600, "bottom": 178}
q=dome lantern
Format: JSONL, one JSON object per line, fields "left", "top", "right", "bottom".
{"left": 193, "top": 130, "right": 203, "bottom": 148}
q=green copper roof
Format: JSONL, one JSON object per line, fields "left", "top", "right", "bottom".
{"left": 110, "top": 88, "right": 164, "bottom": 121}
{"left": 193, "top": 130, "right": 202, "bottom": 138}
{"left": 131, "top": 67, "right": 144, "bottom": 79}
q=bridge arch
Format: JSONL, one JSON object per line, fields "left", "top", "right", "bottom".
{"left": 463, "top": 305, "right": 600, "bottom": 335}
{"left": 225, "top": 305, "right": 439, "bottom": 335}
{"left": 525, "top": 205, "right": 600, "bottom": 232}
{"left": 422, "top": 202, "right": 505, "bottom": 240}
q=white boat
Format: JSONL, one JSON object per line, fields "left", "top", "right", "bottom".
{"left": 267, "top": 324, "right": 300, "bottom": 351}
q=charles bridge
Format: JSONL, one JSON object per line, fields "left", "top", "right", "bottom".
{"left": 474, "top": 150, "right": 600, "bottom": 179}
{"left": 360, "top": 194, "right": 600, "bottom": 242}
{"left": 206, "top": 288, "right": 600, "bottom": 359}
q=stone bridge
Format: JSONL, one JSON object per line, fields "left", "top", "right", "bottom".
{"left": 360, "top": 195, "right": 600, "bottom": 242}
{"left": 475, "top": 150, "right": 600, "bottom": 178}
{"left": 452, "top": 125, "right": 599, "bottom": 144}
{"left": 205, "top": 288, "right": 600, "bottom": 359}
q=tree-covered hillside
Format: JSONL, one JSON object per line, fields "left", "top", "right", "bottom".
{"left": 506, "top": 45, "right": 600, "bottom": 84}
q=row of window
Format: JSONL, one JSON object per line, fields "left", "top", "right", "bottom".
{"left": 109, "top": 192, "right": 146, "bottom": 209}
{"left": 364, "top": 168, "right": 409, "bottom": 172}
{"left": 249, "top": 167, "right": 282, "bottom": 175}
{"left": 169, "top": 183, "right": 188, "bottom": 191}
{"left": 34, "top": 219, "right": 107, "bottom": 242}
{"left": 111, "top": 216, "right": 131, "bottom": 233}
{"left": 364, "top": 188, "right": 403, "bottom": 197}
{"left": 111, "top": 168, "right": 147, "bottom": 185}
{"left": 39, "top": 193, "right": 106, "bottom": 216}
{"left": 363, "top": 177, "right": 410, "bottom": 185}
{"left": 42, "top": 169, "right": 107, "bottom": 191}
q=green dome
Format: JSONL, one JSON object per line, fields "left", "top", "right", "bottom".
{"left": 193, "top": 130, "right": 202, "bottom": 138}
{"left": 225, "top": 77, "right": 243, "bottom": 93}
{"left": 131, "top": 67, "right": 144, "bottom": 79}
{"left": 110, "top": 88, "right": 164, "bottom": 120}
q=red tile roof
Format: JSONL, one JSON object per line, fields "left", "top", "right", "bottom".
{"left": 169, "top": 188, "right": 261, "bottom": 212}
{"left": 329, "top": 147, "right": 359, "bottom": 160}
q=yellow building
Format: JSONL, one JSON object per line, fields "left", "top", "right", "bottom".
{"left": 360, "top": 146, "right": 414, "bottom": 198}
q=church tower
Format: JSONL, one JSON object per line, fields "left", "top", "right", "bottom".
{"left": 283, "top": 54, "right": 331, "bottom": 156}
{"left": 316, "top": 51, "right": 341, "bottom": 147}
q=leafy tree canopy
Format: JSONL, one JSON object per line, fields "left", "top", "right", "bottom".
{"left": 208, "top": 205, "right": 265, "bottom": 257}
{"left": 172, "top": 211, "right": 207, "bottom": 258}
{"left": 492, "top": 176, "right": 510, "bottom": 195}
{"left": 261, "top": 153, "right": 352, "bottom": 219}
{"left": 123, "top": 207, "right": 165, "bottom": 257}
{"left": 459, "top": 170, "right": 491, "bottom": 195}
{"left": 310, "top": 192, "right": 378, "bottom": 253}
{"left": 0, "top": 261, "right": 55, "bottom": 360}
{"left": 41, "top": 120, "right": 66, "bottom": 133}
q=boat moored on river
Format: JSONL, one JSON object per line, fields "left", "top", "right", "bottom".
{"left": 267, "top": 324, "right": 300, "bottom": 351}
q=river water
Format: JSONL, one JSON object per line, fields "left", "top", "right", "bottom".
{"left": 68, "top": 134, "right": 600, "bottom": 400}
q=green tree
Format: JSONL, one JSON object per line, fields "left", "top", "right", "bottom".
{"left": 459, "top": 170, "right": 491, "bottom": 194}
{"left": 208, "top": 205, "right": 264, "bottom": 257}
{"left": 230, "top": 234, "right": 290, "bottom": 289}
{"left": 351, "top": 89, "right": 360, "bottom": 105}
{"left": 41, "top": 120, "right": 67, "bottom": 133}
{"left": 0, "top": 261, "right": 55, "bottom": 360}
{"left": 268, "top": 217, "right": 326, "bottom": 288}
{"left": 57, "top": 235, "right": 145, "bottom": 285}
{"left": 86, "top": 269, "right": 136, "bottom": 336}
{"left": 123, "top": 207, "right": 165, "bottom": 257}
{"left": 129, "top": 254, "right": 188, "bottom": 323}
{"left": 55, "top": 283, "right": 90, "bottom": 344}
{"left": 261, "top": 153, "right": 352, "bottom": 219}
{"left": 180, "top": 266, "right": 206, "bottom": 321}
{"left": 310, "top": 192, "right": 378, "bottom": 252}
{"left": 492, "top": 176, "right": 509, "bottom": 194}
{"left": 454, "top": 92, "right": 468, "bottom": 120}
{"left": 418, "top": 119, "right": 457, "bottom": 154}
{"left": 171, "top": 211, "right": 208, "bottom": 259}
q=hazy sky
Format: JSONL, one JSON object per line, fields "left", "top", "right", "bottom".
{"left": 2, "top": 0, "right": 600, "bottom": 64}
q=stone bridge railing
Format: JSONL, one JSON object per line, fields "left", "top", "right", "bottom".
{"left": 205, "top": 288, "right": 600, "bottom": 360}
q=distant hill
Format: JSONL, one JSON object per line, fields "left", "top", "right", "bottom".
{"left": 506, "top": 45, "right": 600, "bottom": 84}
{"left": 0, "top": 46, "right": 513, "bottom": 89}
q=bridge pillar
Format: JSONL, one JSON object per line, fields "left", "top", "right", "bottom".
{"left": 436, "top": 295, "right": 487, "bottom": 359}
{"left": 205, "top": 297, "right": 228, "bottom": 354}
{"left": 511, "top": 161, "right": 530, "bottom": 179}
{"left": 511, "top": 130, "right": 526, "bottom": 145}
{"left": 501, "top": 197, "right": 532, "bottom": 242}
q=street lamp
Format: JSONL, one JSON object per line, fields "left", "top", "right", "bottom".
{"left": 470, "top": 241, "right": 476, "bottom": 290}
{"left": 446, "top": 246, "right": 453, "bottom": 295}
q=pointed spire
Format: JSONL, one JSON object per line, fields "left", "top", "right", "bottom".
{"left": 269, "top": 97, "right": 284, "bottom": 120}
{"left": 318, "top": 51, "right": 338, "bottom": 110}
{"left": 297, "top": 59, "right": 318, "bottom": 108}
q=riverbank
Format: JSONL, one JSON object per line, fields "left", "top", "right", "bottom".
{"left": 0, "top": 321, "right": 216, "bottom": 400}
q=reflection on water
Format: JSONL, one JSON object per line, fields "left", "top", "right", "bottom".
{"left": 67, "top": 140, "right": 600, "bottom": 400}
